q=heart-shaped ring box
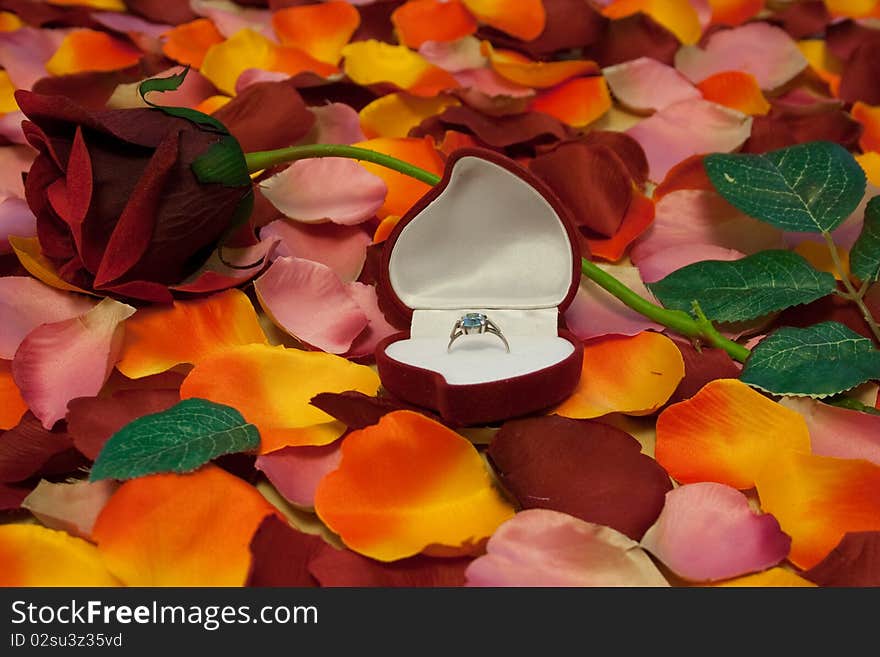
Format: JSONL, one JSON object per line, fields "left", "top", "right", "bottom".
{"left": 375, "top": 149, "right": 584, "bottom": 426}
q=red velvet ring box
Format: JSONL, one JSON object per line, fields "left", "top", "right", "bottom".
{"left": 375, "top": 149, "right": 584, "bottom": 426}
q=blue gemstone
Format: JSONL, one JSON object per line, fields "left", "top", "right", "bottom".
{"left": 461, "top": 313, "right": 486, "bottom": 329}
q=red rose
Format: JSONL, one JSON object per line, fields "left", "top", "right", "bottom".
{"left": 16, "top": 90, "right": 253, "bottom": 303}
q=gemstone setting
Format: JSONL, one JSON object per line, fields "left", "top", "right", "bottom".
{"left": 460, "top": 312, "right": 488, "bottom": 333}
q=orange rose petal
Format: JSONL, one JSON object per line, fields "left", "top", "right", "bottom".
{"left": 392, "top": 0, "right": 478, "bottom": 49}
{"left": 853, "top": 102, "right": 880, "bottom": 154}
{"left": 272, "top": 1, "right": 360, "bottom": 65}
{"left": 755, "top": 452, "right": 880, "bottom": 569}
{"left": 342, "top": 40, "right": 458, "bottom": 97}
{"left": 461, "top": 0, "right": 545, "bottom": 41}
{"left": 353, "top": 137, "right": 444, "bottom": 218}
{"left": 824, "top": 0, "right": 878, "bottom": 18}
{"left": 116, "top": 289, "right": 267, "bottom": 379}
{"left": 797, "top": 39, "right": 843, "bottom": 97}
{"left": 179, "top": 344, "right": 380, "bottom": 453}
{"left": 45, "top": 29, "right": 143, "bottom": 76}
{"left": 486, "top": 44, "right": 598, "bottom": 89}
{"left": 555, "top": 332, "right": 685, "bottom": 419}
{"left": 196, "top": 94, "right": 232, "bottom": 114}
{"left": 92, "top": 465, "right": 278, "bottom": 586}
{"left": 373, "top": 215, "right": 401, "bottom": 243}
{"left": 697, "top": 71, "right": 771, "bottom": 116}
{"left": 0, "top": 524, "right": 120, "bottom": 586}
{"left": 584, "top": 189, "right": 655, "bottom": 262}
{"left": 360, "top": 92, "right": 460, "bottom": 139}
{"left": 48, "top": 0, "right": 124, "bottom": 9}
{"left": 708, "top": 0, "right": 765, "bottom": 26}
{"left": 655, "top": 379, "right": 812, "bottom": 489}
{"left": 530, "top": 76, "right": 611, "bottom": 127}
{"left": 9, "top": 236, "right": 96, "bottom": 296}
{"left": 0, "top": 359, "right": 27, "bottom": 430}
{"left": 793, "top": 240, "right": 850, "bottom": 281}
{"left": 161, "top": 18, "right": 224, "bottom": 68}
{"left": 714, "top": 567, "right": 816, "bottom": 587}
{"left": 602, "top": 0, "right": 702, "bottom": 44}
{"left": 0, "top": 11, "right": 23, "bottom": 31}
{"left": 314, "top": 410, "right": 515, "bottom": 561}
{"left": 0, "top": 69, "right": 17, "bottom": 114}
{"left": 856, "top": 151, "right": 880, "bottom": 187}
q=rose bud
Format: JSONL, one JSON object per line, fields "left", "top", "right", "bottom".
{"left": 14, "top": 86, "right": 253, "bottom": 304}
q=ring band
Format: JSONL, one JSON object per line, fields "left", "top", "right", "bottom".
{"left": 448, "top": 312, "right": 510, "bottom": 352}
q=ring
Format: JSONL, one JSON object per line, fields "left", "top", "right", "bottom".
{"left": 448, "top": 312, "right": 510, "bottom": 352}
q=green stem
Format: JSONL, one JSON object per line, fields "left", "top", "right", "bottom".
{"left": 580, "top": 259, "right": 752, "bottom": 363}
{"left": 245, "top": 145, "right": 443, "bottom": 186}
{"left": 822, "top": 232, "right": 880, "bottom": 344}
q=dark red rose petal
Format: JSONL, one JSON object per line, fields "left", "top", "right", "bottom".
{"left": 296, "top": 81, "right": 378, "bottom": 112}
{"left": 743, "top": 98, "right": 862, "bottom": 153}
{"left": 247, "top": 515, "right": 321, "bottom": 587}
{"left": 0, "top": 413, "right": 85, "bottom": 484}
{"left": 213, "top": 81, "right": 315, "bottom": 153}
{"left": 665, "top": 335, "right": 742, "bottom": 406}
{"left": 587, "top": 13, "right": 680, "bottom": 67}
{"left": 0, "top": 0, "right": 97, "bottom": 28}
{"left": 770, "top": 285, "right": 879, "bottom": 342}
{"left": 123, "top": 0, "right": 198, "bottom": 25}
{"left": 769, "top": 1, "right": 831, "bottom": 40}
{"left": 653, "top": 154, "right": 712, "bottom": 199}
{"left": 804, "top": 532, "right": 880, "bottom": 587}
{"left": 309, "top": 391, "right": 439, "bottom": 430}
{"left": 308, "top": 544, "right": 470, "bottom": 587}
{"left": 351, "top": 0, "right": 405, "bottom": 44}
{"left": 826, "top": 19, "right": 879, "bottom": 62}
{"left": 66, "top": 388, "right": 180, "bottom": 460}
{"left": 529, "top": 141, "right": 632, "bottom": 239}
{"left": 488, "top": 415, "right": 673, "bottom": 541}
{"left": 0, "top": 483, "right": 29, "bottom": 512}
{"left": 839, "top": 39, "right": 880, "bottom": 105}
{"left": 581, "top": 131, "right": 649, "bottom": 188}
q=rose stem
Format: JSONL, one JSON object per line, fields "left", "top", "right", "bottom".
{"left": 822, "top": 232, "right": 880, "bottom": 344}
{"left": 244, "top": 145, "right": 752, "bottom": 363}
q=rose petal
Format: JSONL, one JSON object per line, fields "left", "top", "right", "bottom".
{"left": 675, "top": 22, "right": 807, "bottom": 90}
{"left": 273, "top": 1, "right": 360, "bottom": 65}
{"left": 307, "top": 102, "right": 366, "bottom": 145}
{"left": 603, "top": 57, "right": 701, "bottom": 114}
{"left": 0, "top": 359, "right": 26, "bottom": 430}
{"left": 12, "top": 298, "right": 135, "bottom": 429}
{"left": 583, "top": 188, "right": 656, "bottom": 261}
{"left": 641, "top": 482, "right": 791, "bottom": 581}
{"left": 655, "top": 379, "right": 812, "bottom": 489}
{"left": 780, "top": 397, "right": 880, "bottom": 466}
{"left": 625, "top": 99, "right": 753, "bottom": 181}
{"left": 116, "top": 289, "right": 267, "bottom": 379}
{"left": 452, "top": 66, "right": 534, "bottom": 100}
{"left": 190, "top": 0, "right": 271, "bottom": 39}
{"left": 486, "top": 45, "right": 598, "bottom": 89}
{"left": 391, "top": 0, "right": 476, "bottom": 49}
{"left": 419, "top": 36, "right": 486, "bottom": 72}
{"left": 853, "top": 101, "right": 880, "bottom": 154}
{"left": 314, "top": 410, "right": 515, "bottom": 561}
{"left": 697, "top": 70, "right": 771, "bottom": 115}
{"left": 66, "top": 388, "right": 180, "bottom": 460}
{"left": 255, "top": 257, "right": 368, "bottom": 354}
{"left": 344, "top": 282, "right": 399, "bottom": 359}
{"left": 309, "top": 390, "right": 439, "bottom": 430}
{"left": 161, "top": 18, "right": 224, "bottom": 68}
{"left": 256, "top": 441, "right": 342, "bottom": 509}
{"left": 0, "top": 27, "right": 66, "bottom": 89}
{"left": 0, "top": 412, "right": 84, "bottom": 483}
{"left": 601, "top": 0, "right": 702, "bottom": 45}
{"left": 341, "top": 40, "right": 458, "bottom": 97}
{"left": 554, "top": 332, "right": 685, "bottom": 419}
{"left": 804, "top": 532, "right": 880, "bottom": 587}
{"left": 564, "top": 263, "right": 664, "bottom": 341}
{"left": 179, "top": 344, "right": 380, "bottom": 453}
{"left": 754, "top": 451, "right": 880, "bottom": 569}
{"left": 45, "top": 29, "right": 142, "bottom": 76}
{"left": 259, "top": 219, "right": 371, "bottom": 283}
{"left": 0, "top": 483, "right": 28, "bottom": 512}
{"left": 260, "top": 158, "right": 387, "bottom": 225}
{"left": 22, "top": 479, "right": 117, "bottom": 540}
{"left": 590, "top": 13, "right": 680, "bottom": 68}
{"left": 0, "top": 524, "right": 119, "bottom": 586}
{"left": 488, "top": 416, "right": 672, "bottom": 540}
{"left": 168, "top": 237, "right": 278, "bottom": 295}
{"left": 465, "top": 509, "right": 669, "bottom": 587}
{"left": 529, "top": 76, "right": 611, "bottom": 128}
{"left": 360, "top": 92, "right": 460, "bottom": 139}
{"left": 636, "top": 244, "right": 745, "bottom": 284}
{"left": 92, "top": 465, "right": 278, "bottom": 586}
{"left": 0, "top": 145, "right": 36, "bottom": 199}
{"left": 707, "top": 0, "right": 764, "bottom": 26}
{"left": 8, "top": 235, "right": 94, "bottom": 295}
{"left": 714, "top": 567, "right": 815, "bottom": 587}
{"left": 246, "top": 514, "right": 321, "bottom": 587}
{"left": 666, "top": 335, "right": 742, "bottom": 406}
{"left": 461, "top": 0, "right": 546, "bottom": 41}
{"left": 310, "top": 543, "right": 471, "bottom": 587}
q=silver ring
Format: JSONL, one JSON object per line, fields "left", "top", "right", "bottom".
{"left": 448, "top": 312, "right": 510, "bottom": 352}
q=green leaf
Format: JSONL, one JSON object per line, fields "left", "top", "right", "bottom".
{"left": 824, "top": 397, "right": 880, "bottom": 416}
{"left": 741, "top": 321, "right": 880, "bottom": 398}
{"left": 138, "top": 67, "right": 228, "bottom": 134}
{"left": 647, "top": 250, "right": 837, "bottom": 322}
{"left": 850, "top": 196, "right": 880, "bottom": 282}
{"left": 704, "top": 141, "right": 866, "bottom": 233}
{"left": 89, "top": 398, "right": 260, "bottom": 482}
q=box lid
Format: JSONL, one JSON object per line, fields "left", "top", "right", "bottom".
{"left": 379, "top": 149, "right": 581, "bottom": 319}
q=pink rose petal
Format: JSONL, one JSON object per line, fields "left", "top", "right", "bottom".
{"left": 781, "top": 398, "right": 880, "bottom": 467}
{"left": 254, "top": 256, "right": 368, "bottom": 354}
{"left": 626, "top": 99, "right": 753, "bottom": 181}
{"left": 0, "top": 277, "right": 96, "bottom": 359}
{"left": 190, "top": 0, "right": 272, "bottom": 38}
{"left": 631, "top": 189, "right": 784, "bottom": 264}
{"left": 641, "top": 482, "right": 792, "bottom": 582}
{"left": 235, "top": 68, "right": 291, "bottom": 93}
{"left": 0, "top": 27, "right": 66, "bottom": 89}
{"left": 465, "top": 509, "right": 669, "bottom": 587}
{"left": 0, "top": 146, "right": 37, "bottom": 200}
{"left": 345, "top": 282, "right": 398, "bottom": 359}
{"left": 92, "top": 11, "right": 170, "bottom": 44}
{"left": 453, "top": 67, "right": 534, "bottom": 98}
{"left": 564, "top": 263, "right": 663, "bottom": 340}
{"left": 0, "top": 112, "right": 27, "bottom": 145}
{"left": 306, "top": 103, "right": 366, "bottom": 145}
{"left": 259, "top": 219, "right": 370, "bottom": 283}
{"left": 21, "top": 479, "right": 118, "bottom": 540}
{"left": 12, "top": 298, "right": 136, "bottom": 429}
{"left": 637, "top": 244, "right": 745, "bottom": 284}
{"left": 420, "top": 37, "right": 486, "bottom": 73}
{"left": 260, "top": 158, "right": 388, "bottom": 225}
{"left": 603, "top": 57, "right": 701, "bottom": 113}
{"left": 674, "top": 22, "right": 807, "bottom": 90}
{"left": 255, "top": 441, "right": 342, "bottom": 508}
{"left": 170, "top": 236, "right": 279, "bottom": 294}
{"left": 0, "top": 198, "right": 37, "bottom": 255}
